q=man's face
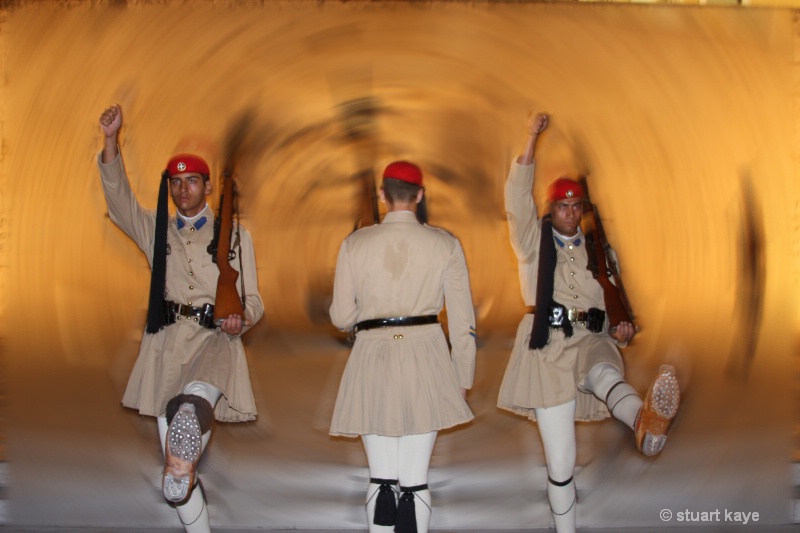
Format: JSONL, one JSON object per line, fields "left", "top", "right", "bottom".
{"left": 169, "top": 173, "right": 211, "bottom": 217}
{"left": 550, "top": 198, "right": 584, "bottom": 237}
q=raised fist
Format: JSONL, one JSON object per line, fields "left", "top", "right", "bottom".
{"left": 99, "top": 105, "right": 122, "bottom": 138}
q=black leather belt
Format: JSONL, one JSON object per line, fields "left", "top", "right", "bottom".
{"left": 354, "top": 315, "right": 438, "bottom": 334}
{"left": 526, "top": 305, "right": 605, "bottom": 333}
{"left": 164, "top": 300, "right": 216, "bottom": 330}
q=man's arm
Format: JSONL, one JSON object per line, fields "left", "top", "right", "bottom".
{"left": 97, "top": 105, "right": 157, "bottom": 259}
{"left": 443, "top": 237, "right": 477, "bottom": 393}
{"left": 505, "top": 113, "right": 549, "bottom": 262}
{"left": 329, "top": 239, "right": 359, "bottom": 331}
{"left": 517, "top": 112, "right": 548, "bottom": 165}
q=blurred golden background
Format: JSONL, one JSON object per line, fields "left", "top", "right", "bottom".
{"left": 0, "top": 0, "right": 796, "bottom": 529}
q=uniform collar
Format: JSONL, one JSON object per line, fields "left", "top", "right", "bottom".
{"left": 553, "top": 228, "right": 582, "bottom": 248}
{"left": 177, "top": 204, "right": 211, "bottom": 230}
{"left": 382, "top": 210, "right": 419, "bottom": 224}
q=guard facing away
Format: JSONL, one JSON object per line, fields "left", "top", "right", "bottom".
{"left": 497, "top": 113, "right": 680, "bottom": 533}
{"left": 329, "top": 161, "right": 477, "bottom": 533}
{"left": 98, "top": 105, "right": 264, "bottom": 533}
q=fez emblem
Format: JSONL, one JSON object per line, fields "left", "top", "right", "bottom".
{"left": 566, "top": 190, "right": 574, "bottom": 198}
{"left": 177, "top": 162, "right": 187, "bottom": 172}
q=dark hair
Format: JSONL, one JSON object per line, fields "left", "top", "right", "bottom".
{"left": 382, "top": 177, "right": 421, "bottom": 204}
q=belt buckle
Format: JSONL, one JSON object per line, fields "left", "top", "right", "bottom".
{"left": 568, "top": 308, "right": 578, "bottom": 323}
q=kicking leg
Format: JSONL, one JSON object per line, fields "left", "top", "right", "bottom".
{"left": 160, "top": 382, "right": 222, "bottom": 531}
{"left": 584, "top": 362, "right": 641, "bottom": 430}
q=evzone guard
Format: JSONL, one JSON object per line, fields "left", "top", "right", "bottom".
{"left": 98, "top": 105, "right": 264, "bottom": 533}
{"left": 497, "top": 112, "right": 680, "bottom": 532}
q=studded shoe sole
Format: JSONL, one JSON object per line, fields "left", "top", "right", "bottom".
{"left": 635, "top": 364, "right": 680, "bottom": 456}
{"left": 163, "top": 403, "right": 203, "bottom": 502}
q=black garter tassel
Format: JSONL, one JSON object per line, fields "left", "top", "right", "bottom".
{"left": 395, "top": 484, "right": 427, "bottom": 533}
{"left": 370, "top": 478, "right": 397, "bottom": 526}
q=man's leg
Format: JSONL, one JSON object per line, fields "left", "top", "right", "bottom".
{"left": 397, "top": 432, "right": 437, "bottom": 533}
{"left": 160, "top": 382, "right": 222, "bottom": 532}
{"left": 535, "top": 400, "right": 577, "bottom": 533}
{"left": 362, "top": 434, "right": 400, "bottom": 533}
{"left": 584, "top": 363, "right": 641, "bottom": 429}
{"left": 584, "top": 362, "right": 680, "bottom": 456}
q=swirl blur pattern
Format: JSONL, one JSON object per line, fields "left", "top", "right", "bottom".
{"left": 1, "top": 1, "right": 795, "bottom": 529}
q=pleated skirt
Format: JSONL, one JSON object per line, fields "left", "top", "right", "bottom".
{"left": 330, "top": 323, "right": 474, "bottom": 437}
{"left": 122, "top": 320, "right": 257, "bottom": 423}
{"left": 497, "top": 313, "right": 624, "bottom": 422}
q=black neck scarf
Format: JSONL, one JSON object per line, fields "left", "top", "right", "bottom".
{"left": 529, "top": 215, "right": 573, "bottom": 349}
{"left": 145, "top": 170, "right": 170, "bottom": 334}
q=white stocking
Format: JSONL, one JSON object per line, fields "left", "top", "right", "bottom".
{"left": 535, "top": 401, "right": 577, "bottom": 533}
{"left": 362, "top": 432, "right": 437, "bottom": 533}
{"left": 584, "top": 363, "right": 642, "bottom": 430}
{"left": 398, "top": 432, "right": 436, "bottom": 533}
{"left": 362, "top": 435, "right": 399, "bottom": 533}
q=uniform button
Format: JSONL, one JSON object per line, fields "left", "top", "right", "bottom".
{"left": 570, "top": 271, "right": 575, "bottom": 276}
{"left": 573, "top": 295, "right": 579, "bottom": 299}
{"left": 569, "top": 257, "right": 575, "bottom": 262}
{"left": 186, "top": 240, "right": 191, "bottom": 245}
{"left": 569, "top": 285, "right": 574, "bottom": 289}
{"left": 568, "top": 245, "right": 574, "bottom": 250}
{"left": 397, "top": 334, "right": 403, "bottom": 339}
{"left": 177, "top": 316, "right": 182, "bottom": 320}
{"left": 189, "top": 285, "right": 195, "bottom": 290}
{"left": 189, "top": 271, "right": 194, "bottom": 276}
{"left": 194, "top": 317, "right": 198, "bottom": 322}
{"left": 188, "top": 259, "right": 192, "bottom": 263}
{"left": 190, "top": 228, "right": 195, "bottom": 232}
{"left": 188, "top": 301, "right": 192, "bottom": 305}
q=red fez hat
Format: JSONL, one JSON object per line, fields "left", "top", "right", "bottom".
{"left": 166, "top": 154, "right": 210, "bottom": 177}
{"left": 548, "top": 177, "right": 584, "bottom": 202}
{"left": 383, "top": 161, "right": 423, "bottom": 186}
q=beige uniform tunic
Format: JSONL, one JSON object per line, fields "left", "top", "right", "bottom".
{"left": 329, "top": 211, "right": 476, "bottom": 437}
{"left": 99, "top": 153, "right": 264, "bottom": 422}
{"left": 497, "top": 161, "right": 624, "bottom": 422}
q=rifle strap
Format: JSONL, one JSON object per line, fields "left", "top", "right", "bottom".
{"left": 233, "top": 182, "right": 246, "bottom": 310}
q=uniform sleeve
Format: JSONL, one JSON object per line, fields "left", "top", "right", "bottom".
{"left": 504, "top": 160, "right": 540, "bottom": 264}
{"left": 443, "top": 237, "right": 477, "bottom": 389}
{"left": 97, "top": 151, "right": 156, "bottom": 261}
{"left": 329, "top": 238, "right": 359, "bottom": 331}
{"left": 238, "top": 227, "right": 264, "bottom": 335}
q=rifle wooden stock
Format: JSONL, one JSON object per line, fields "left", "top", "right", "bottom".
{"left": 580, "top": 178, "right": 635, "bottom": 332}
{"left": 357, "top": 168, "right": 380, "bottom": 229}
{"left": 214, "top": 170, "right": 245, "bottom": 324}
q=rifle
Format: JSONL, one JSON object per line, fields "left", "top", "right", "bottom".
{"left": 208, "top": 168, "right": 245, "bottom": 326}
{"left": 579, "top": 177, "right": 635, "bottom": 333}
{"left": 355, "top": 168, "right": 380, "bottom": 230}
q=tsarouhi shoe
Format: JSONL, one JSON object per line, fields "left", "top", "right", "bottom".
{"left": 163, "top": 403, "right": 203, "bottom": 502}
{"left": 635, "top": 364, "right": 680, "bottom": 456}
